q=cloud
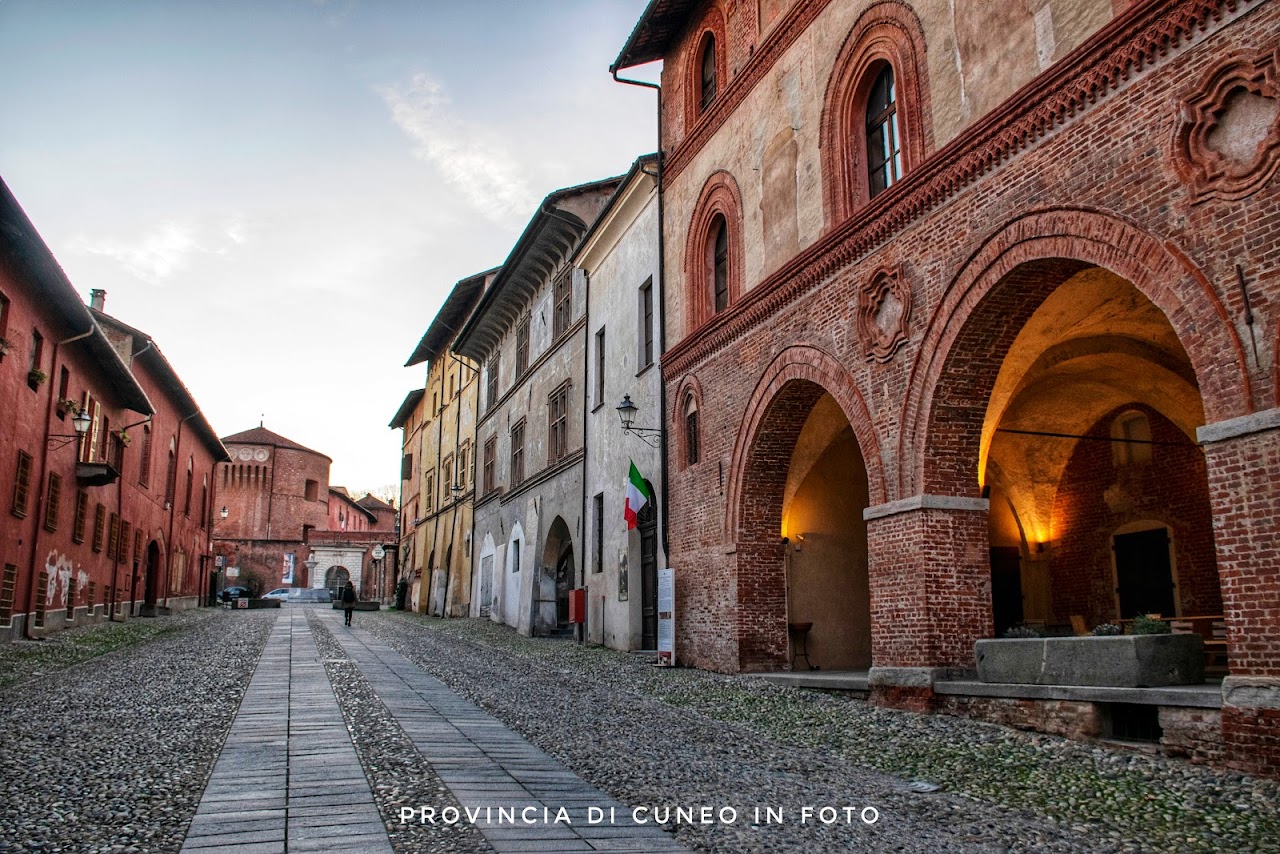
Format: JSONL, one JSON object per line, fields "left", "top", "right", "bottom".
{"left": 70, "top": 215, "right": 251, "bottom": 283}
{"left": 377, "top": 73, "right": 537, "bottom": 224}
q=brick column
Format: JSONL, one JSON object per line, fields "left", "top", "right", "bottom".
{"left": 1199, "top": 409, "right": 1280, "bottom": 778}
{"left": 863, "top": 496, "right": 993, "bottom": 711}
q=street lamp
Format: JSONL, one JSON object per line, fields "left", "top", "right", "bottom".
{"left": 220, "top": 506, "right": 229, "bottom": 520}
{"left": 47, "top": 407, "right": 93, "bottom": 450}
{"left": 615, "top": 394, "right": 662, "bottom": 448}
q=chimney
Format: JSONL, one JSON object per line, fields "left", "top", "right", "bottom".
{"left": 89, "top": 289, "right": 106, "bottom": 311}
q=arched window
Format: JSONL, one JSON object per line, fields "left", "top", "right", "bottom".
{"left": 865, "top": 64, "right": 901, "bottom": 198}
{"left": 700, "top": 34, "right": 718, "bottom": 111}
{"left": 183, "top": 456, "right": 194, "bottom": 516}
{"left": 684, "top": 395, "right": 700, "bottom": 466}
{"left": 164, "top": 439, "right": 177, "bottom": 506}
{"left": 684, "top": 171, "right": 743, "bottom": 331}
{"left": 710, "top": 216, "right": 729, "bottom": 313}
{"left": 819, "top": 3, "right": 931, "bottom": 225}
{"left": 1111, "top": 410, "right": 1153, "bottom": 466}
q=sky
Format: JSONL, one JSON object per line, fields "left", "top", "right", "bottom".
{"left": 0, "top": 0, "right": 659, "bottom": 499}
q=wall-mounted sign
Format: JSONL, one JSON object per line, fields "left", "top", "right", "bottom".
{"left": 657, "top": 567, "right": 675, "bottom": 667}
{"left": 226, "top": 566, "right": 240, "bottom": 579}
{"left": 372, "top": 545, "right": 385, "bottom": 560}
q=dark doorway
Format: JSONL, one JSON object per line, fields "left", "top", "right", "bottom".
{"left": 555, "top": 546, "right": 574, "bottom": 627}
{"left": 1114, "top": 528, "right": 1175, "bottom": 618}
{"left": 639, "top": 497, "right": 658, "bottom": 649}
{"left": 990, "top": 546, "right": 1024, "bottom": 636}
{"left": 144, "top": 541, "right": 161, "bottom": 606}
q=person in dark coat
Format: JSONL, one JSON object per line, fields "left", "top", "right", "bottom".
{"left": 341, "top": 581, "right": 356, "bottom": 626}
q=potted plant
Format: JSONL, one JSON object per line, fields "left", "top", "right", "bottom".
{"left": 27, "top": 367, "right": 47, "bottom": 388}
{"left": 114, "top": 428, "right": 131, "bottom": 447}
{"left": 0, "top": 335, "right": 10, "bottom": 359}
{"left": 56, "top": 398, "right": 81, "bottom": 417}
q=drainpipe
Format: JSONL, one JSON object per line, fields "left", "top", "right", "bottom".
{"left": 430, "top": 374, "right": 444, "bottom": 615}
{"left": 447, "top": 350, "right": 478, "bottom": 617}
{"left": 611, "top": 67, "right": 669, "bottom": 558}
{"left": 578, "top": 268, "right": 590, "bottom": 645}
{"left": 24, "top": 327, "right": 95, "bottom": 639}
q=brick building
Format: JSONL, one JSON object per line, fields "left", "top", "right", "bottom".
{"left": 212, "top": 426, "right": 396, "bottom": 600}
{"left": 612, "top": 0, "right": 1280, "bottom": 775}
{"left": 1, "top": 177, "right": 227, "bottom": 640}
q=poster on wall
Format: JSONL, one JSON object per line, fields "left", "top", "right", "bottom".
{"left": 282, "top": 553, "right": 295, "bottom": 585}
{"left": 657, "top": 567, "right": 675, "bottom": 667}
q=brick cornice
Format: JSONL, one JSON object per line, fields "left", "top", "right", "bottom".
{"left": 661, "top": 0, "right": 1254, "bottom": 380}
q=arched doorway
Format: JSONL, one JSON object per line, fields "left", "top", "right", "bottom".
{"left": 325, "top": 565, "right": 350, "bottom": 600}
{"left": 537, "top": 517, "right": 574, "bottom": 637}
{"left": 143, "top": 541, "right": 162, "bottom": 607}
{"left": 736, "top": 382, "right": 872, "bottom": 672}
{"left": 917, "top": 244, "right": 1223, "bottom": 649}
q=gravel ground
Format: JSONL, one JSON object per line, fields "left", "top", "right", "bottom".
{"left": 307, "top": 612, "right": 494, "bottom": 854}
{"left": 360, "top": 611, "right": 1279, "bottom": 854}
{"left": 0, "top": 609, "right": 275, "bottom": 854}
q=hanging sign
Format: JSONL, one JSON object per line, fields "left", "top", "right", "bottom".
{"left": 372, "top": 545, "right": 385, "bottom": 560}
{"left": 657, "top": 567, "right": 675, "bottom": 666}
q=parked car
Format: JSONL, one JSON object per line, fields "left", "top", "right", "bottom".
{"left": 220, "top": 585, "right": 253, "bottom": 602}
{"left": 287, "top": 588, "right": 332, "bottom": 604}
{"left": 261, "top": 588, "right": 292, "bottom": 601}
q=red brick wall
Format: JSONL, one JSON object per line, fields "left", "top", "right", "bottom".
{"left": 1050, "top": 405, "right": 1220, "bottom": 626}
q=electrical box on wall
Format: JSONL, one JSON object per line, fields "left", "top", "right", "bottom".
{"left": 569, "top": 588, "right": 586, "bottom": 624}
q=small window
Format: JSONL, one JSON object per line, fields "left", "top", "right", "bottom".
{"left": 516, "top": 316, "right": 530, "bottom": 376}
{"left": 432, "top": 391, "right": 438, "bottom": 415}
{"left": 0, "top": 291, "right": 9, "bottom": 340}
{"left": 483, "top": 436, "right": 496, "bottom": 495}
{"left": 458, "top": 443, "right": 470, "bottom": 490}
{"left": 548, "top": 383, "right": 570, "bottom": 463}
{"left": 0, "top": 564, "right": 14, "bottom": 624}
{"left": 1111, "top": 411, "right": 1153, "bottom": 466}
{"left": 57, "top": 367, "right": 70, "bottom": 417}
{"left": 865, "top": 64, "right": 902, "bottom": 199}
{"left": 183, "top": 457, "right": 194, "bottom": 516}
{"left": 43, "top": 472, "right": 62, "bottom": 533}
{"left": 305, "top": 479, "right": 319, "bottom": 502}
{"left": 553, "top": 271, "right": 572, "bottom": 339}
{"left": 425, "top": 472, "right": 435, "bottom": 513}
{"left": 448, "top": 373, "right": 455, "bottom": 400}
{"left": 443, "top": 456, "right": 454, "bottom": 500}
{"left": 511, "top": 420, "right": 526, "bottom": 486}
{"left": 34, "top": 571, "right": 47, "bottom": 628}
{"left": 487, "top": 358, "right": 499, "bottom": 412}
{"left": 593, "top": 492, "right": 604, "bottom": 574}
{"left": 594, "top": 328, "right": 606, "bottom": 408}
{"left": 710, "top": 216, "right": 729, "bottom": 313}
{"left": 401, "top": 454, "right": 413, "bottom": 481}
{"left": 200, "top": 476, "right": 208, "bottom": 528}
{"left": 686, "top": 397, "right": 700, "bottom": 466}
{"left": 12, "top": 450, "right": 33, "bottom": 518}
{"left": 700, "top": 34, "right": 718, "bottom": 111}
{"left": 511, "top": 537, "right": 521, "bottom": 573}
{"left": 164, "top": 439, "right": 177, "bottom": 506}
{"left": 28, "top": 329, "right": 44, "bottom": 389}
{"left": 639, "top": 278, "right": 654, "bottom": 369}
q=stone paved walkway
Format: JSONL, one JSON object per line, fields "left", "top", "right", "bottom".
{"left": 180, "top": 608, "right": 689, "bottom": 853}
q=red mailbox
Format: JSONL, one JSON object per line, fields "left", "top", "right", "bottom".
{"left": 568, "top": 588, "right": 586, "bottom": 624}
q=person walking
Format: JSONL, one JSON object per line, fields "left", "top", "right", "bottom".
{"left": 341, "top": 581, "right": 356, "bottom": 626}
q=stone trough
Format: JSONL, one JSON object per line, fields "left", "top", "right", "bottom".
{"left": 975, "top": 634, "right": 1205, "bottom": 688}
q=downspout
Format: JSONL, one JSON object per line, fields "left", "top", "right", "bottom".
{"left": 430, "top": 373, "right": 444, "bottom": 615}
{"left": 164, "top": 412, "right": 198, "bottom": 608}
{"left": 611, "top": 67, "right": 669, "bottom": 558}
{"left": 24, "top": 327, "right": 95, "bottom": 639}
{"left": 578, "top": 268, "right": 590, "bottom": 645}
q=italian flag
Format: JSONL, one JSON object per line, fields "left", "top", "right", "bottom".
{"left": 624, "top": 460, "right": 651, "bottom": 530}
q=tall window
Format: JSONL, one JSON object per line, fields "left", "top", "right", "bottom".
{"left": 442, "top": 456, "right": 454, "bottom": 499}
{"left": 548, "top": 383, "right": 569, "bottom": 463}
{"left": 483, "top": 436, "right": 496, "bottom": 495}
{"left": 57, "top": 367, "right": 70, "bottom": 413}
{"left": 92, "top": 503, "right": 106, "bottom": 552}
{"left": 200, "top": 476, "right": 208, "bottom": 528}
{"left": 72, "top": 489, "right": 88, "bottom": 543}
{"left": 685, "top": 396, "right": 700, "bottom": 466}
{"left": 593, "top": 493, "right": 604, "bottom": 574}
{"left": 511, "top": 420, "right": 526, "bottom": 486}
{"left": 425, "top": 472, "right": 435, "bottom": 513}
{"left": 553, "top": 271, "right": 572, "bottom": 339}
{"left": 594, "top": 328, "right": 606, "bottom": 408}
{"left": 164, "top": 440, "right": 177, "bottom": 507}
{"left": 515, "top": 315, "right": 530, "bottom": 376}
{"left": 700, "top": 34, "right": 718, "bottom": 111}
{"left": 487, "top": 358, "right": 499, "bottom": 412}
{"left": 458, "top": 444, "right": 469, "bottom": 490}
{"left": 43, "top": 473, "right": 61, "bottom": 533}
{"left": 711, "top": 216, "right": 729, "bottom": 313}
{"left": 0, "top": 291, "right": 9, "bottom": 339}
{"left": 183, "top": 457, "right": 194, "bottom": 516}
{"left": 12, "top": 450, "right": 33, "bottom": 518}
{"left": 139, "top": 425, "right": 152, "bottom": 487}
{"left": 28, "top": 329, "right": 44, "bottom": 389}
{"left": 865, "top": 65, "right": 902, "bottom": 198}
{"left": 639, "top": 278, "right": 654, "bottom": 368}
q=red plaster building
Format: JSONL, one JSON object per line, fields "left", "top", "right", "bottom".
{"left": 613, "top": 0, "right": 1280, "bottom": 775}
{"left": 0, "top": 177, "right": 227, "bottom": 640}
{"left": 212, "top": 427, "right": 397, "bottom": 601}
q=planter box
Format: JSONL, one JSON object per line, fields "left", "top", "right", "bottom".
{"left": 975, "top": 634, "right": 1205, "bottom": 687}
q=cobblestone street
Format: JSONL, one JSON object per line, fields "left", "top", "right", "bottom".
{"left": 1, "top": 607, "right": 1276, "bottom": 853}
